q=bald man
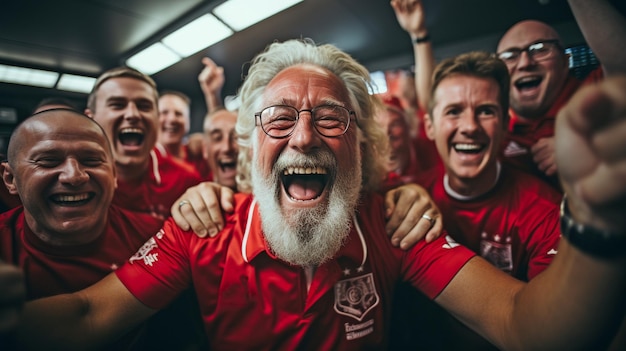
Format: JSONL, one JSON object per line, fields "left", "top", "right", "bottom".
{"left": 392, "top": 0, "right": 626, "bottom": 191}
{"left": 495, "top": 0, "right": 626, "bottom": 189}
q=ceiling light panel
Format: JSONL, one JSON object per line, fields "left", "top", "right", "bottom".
{"left": 0, "top": 64, "right": 58, "bottom": 88}
{"left": 214, "top": 0, "right": 304, "bottom": 31}
{"left": 126, "top": 43, "right": 181, "bottom": 75}
{"left": 56, "top": 74, "right": 97, "bottom": 93}
{"left": 163, "top": 14, "right": 234, "bottom": 57}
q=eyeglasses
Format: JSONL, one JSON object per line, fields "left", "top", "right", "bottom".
{"left": 497, "top": 39, "right": 562, "bottom": 66}
{"left": 255, "top": 104, "right": 355, "bottom": 139}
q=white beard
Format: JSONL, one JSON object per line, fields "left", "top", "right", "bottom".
{"left": 251, "top": 146, "right": 362, "bottom": 266}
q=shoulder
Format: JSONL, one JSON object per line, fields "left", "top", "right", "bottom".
{"left": 154, "top": 149, "right": 202, "bottom": 182}
{"left": 0, "top": 207, "right": 25, "bottom": 237}
{"left": 109, "top": 205, "right": 164, "bottom": 234}
{"left": 503, "top": 167, "right": 562, "bottom": 205}
{"left": 0, "top": 206, "right": 23, "bottom": 222}
{"left": 0, "top": 206, "right": 24, "bottom": 237}
{"left": 416, "top": 165, "right": 444, "bottom": 190}
{"left": 581, "top": 66, "right": 604, "bottom": 85}
{"left": 356, "top": 192, "right": 385, "bottom": 216}
{"left": 226, "top": 193, "right": 256, "bottom": 222}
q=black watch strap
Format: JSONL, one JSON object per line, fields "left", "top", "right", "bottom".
{"left": 560, "top": 196, "right": 626, "bottom": 257}
{"left": 413, "top": 34, "right": 430, "bottom": 44}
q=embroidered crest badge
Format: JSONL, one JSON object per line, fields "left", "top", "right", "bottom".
{"left": 334, "top": 273, "right": 380, "bottom": 321}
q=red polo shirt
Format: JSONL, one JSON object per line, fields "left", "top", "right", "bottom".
{"left": 117, "top": 192, "right": 475, "bottom": 350}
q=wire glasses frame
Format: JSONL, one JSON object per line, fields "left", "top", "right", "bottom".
{"left": 497, "top": 39, "right": 563, "bottom": 65}
{"left": 255, "top": 104, "right": 356, "bottom": 139}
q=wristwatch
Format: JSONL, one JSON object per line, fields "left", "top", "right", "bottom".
{"left": 413, "top": 34, "right": 430, "bottom": 44}
{"left": 560, "top": 196, "right": 626, "bottom": 257}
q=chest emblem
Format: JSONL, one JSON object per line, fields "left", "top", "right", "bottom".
{"left": 334, "top": 273, "right": 380, "bottom": 321}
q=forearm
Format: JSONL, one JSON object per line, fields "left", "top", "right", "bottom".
{"left": 438, "top": 242, "right": 626, "bottom": 351}
{"left": 413, "top": 39, "right": 434, "bottom": 112}
{"left": 16, "top": 274, "right": 156, "bottom": 350}
{"left": 505, "top": 241, "right": 626, "bottom": 350}
{"left": 18, "top": 293, "right": 102, "bottom": 350}
{"left": 203, "top": 89, "right": 224, "bottom": 114}
{"left": 567, "top": 0, "right": 626, "bottom": 75}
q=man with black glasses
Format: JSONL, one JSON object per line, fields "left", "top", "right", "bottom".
{"left": 392, "top": 0, "right": 626, "bottom": 191}
{"left": 495, "top": 0, "right": 626, "bottom": 190}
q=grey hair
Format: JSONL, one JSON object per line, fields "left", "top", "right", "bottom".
{"left": 235, "top": 38, "right": 388, "bottom": 193}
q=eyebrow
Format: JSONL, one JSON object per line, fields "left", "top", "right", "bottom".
{"left": 477, "top": 103, "right": 501, "bottom": 110}
{"left": 269, "top": 98, "right": 347, "bottom": 108}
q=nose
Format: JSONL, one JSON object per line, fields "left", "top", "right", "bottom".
{"left": 124, "top": 102, "right": 141, "bottom": 120}
{"left": 58, "top": 158, "right": 89, "bottom": 186}
{"left": 516, "top": 50, "right": 535, "bottom": 69}
{"left": 224, "top": 133, "right": 237, "bottom": 153}
{"left": 288, "top": 112, "right": 322, "bottom": 152}
{"left": 458, "top": 112, "right": 480, "bottom": 135}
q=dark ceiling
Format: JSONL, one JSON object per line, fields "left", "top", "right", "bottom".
{"left": 1, "top": 0, "right": 621, "bottom": 131}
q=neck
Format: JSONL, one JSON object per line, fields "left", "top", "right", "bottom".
{"left": 115, "top": 158, "right": 150, "bottom": 182}
{"left": 25, "top": 214, "right": 107, "bottom": 247}
{"left": 444, "top": 162, "right": 501, "bottom": 200}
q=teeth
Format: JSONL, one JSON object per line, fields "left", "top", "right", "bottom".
{"left": 54, "top": 193, "right": 90, "bottom": 202}
{"left": 120, "top": 127, "right": 144, "bottom": 135}
{"left": 283, "top": 166, "right": 328, "bottom": 175}
{"left": 454, "top": 143, "right": 481, "bottom": 151}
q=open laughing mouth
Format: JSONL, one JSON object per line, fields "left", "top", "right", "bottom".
{"left": 119, "top": 127, "right": 145, "bottom": 146}
{"left": 218, "top": 159, "right": 237, "bottom": 173}
{"left": 49, "top": 193, "right": 94, "bottom": 206}
{"left": 514, "top": 76, "right": 542, "bottom": 93}
{"left": 281, "top": 166, "right": 329, "bottom": 201}
{"left": 453, "top": 143, "right": 485, "bottom": 154}
{"left": 162, "top": 125, "right": 181, "bottom": 135}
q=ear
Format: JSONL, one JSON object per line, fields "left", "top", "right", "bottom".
{"left": 84, "top": 108, "right": 94, "bottom": 118}
{"left": 2, "top": 162, "right": 19, "bottom": 195}
{"left": 424, "top": 114, "right": 435, "bottom": 141}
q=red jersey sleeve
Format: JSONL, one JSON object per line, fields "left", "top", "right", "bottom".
{"left": 358, "top": 192, "right": 475, "bottom": 300}
{"left": 401, "top": 234, "right": 475, "bottom": 299}
{"left": 521, "top": 201, "right": 561, "bottom": 280}
{"left": 116, "top": 218, "right": 193, "bottom": 309}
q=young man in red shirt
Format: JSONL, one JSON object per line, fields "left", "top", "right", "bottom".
{"left": 85, "top": 67, "right": 202, "bottom": 220}
{"left": 394, "top": 51, "right": 564, "bottom": 350}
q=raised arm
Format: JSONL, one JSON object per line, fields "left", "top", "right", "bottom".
{"left": 567, "top": 0, "right": 626, "bottom": 76}
{"left": 390, "top": 0, "right": 435, "bottom": 112}
{"left": 17, "top": 274, "right": 156, "bottom": 350}
{"left": 435, "top": 76, "right": 626, "bottom": 350}
{"left": 198, "top": 57, "right": 226, "bottom": 113}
